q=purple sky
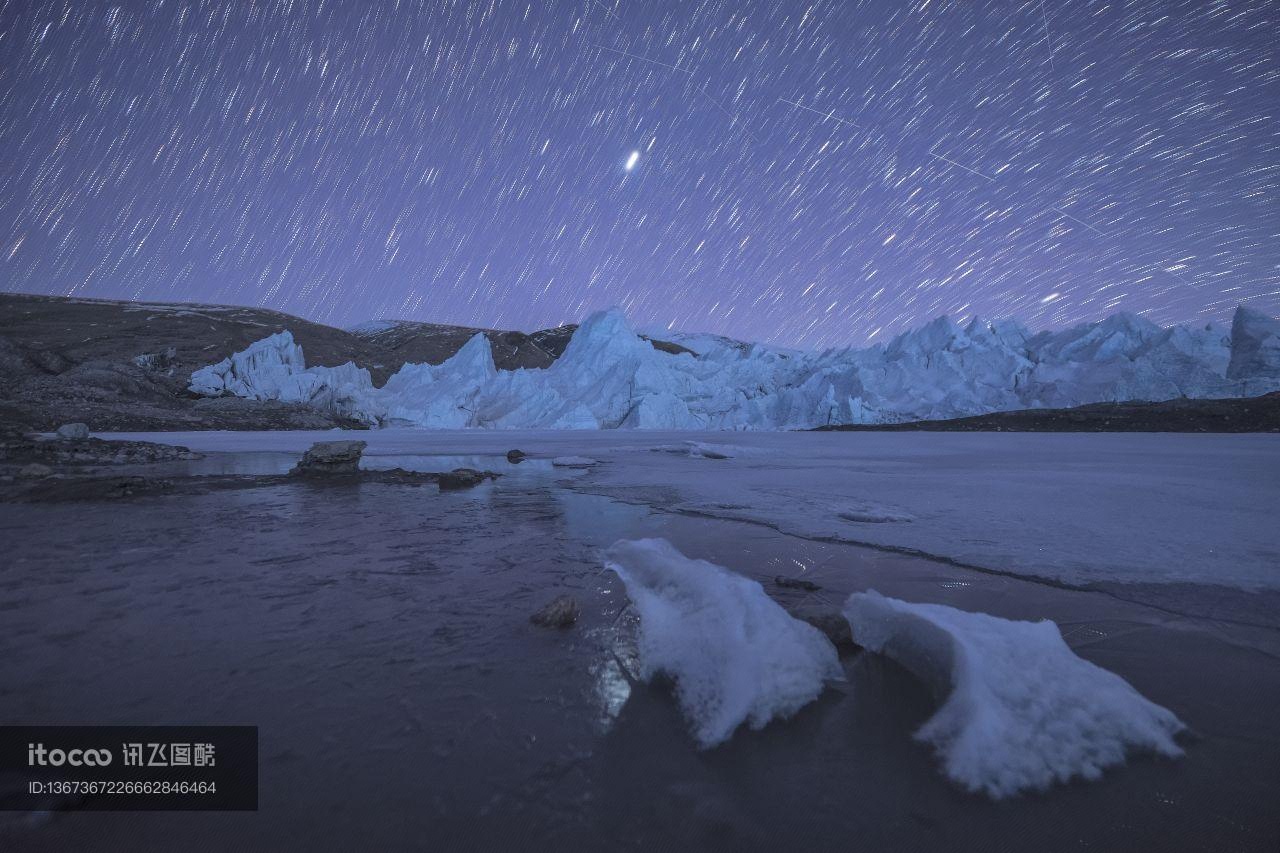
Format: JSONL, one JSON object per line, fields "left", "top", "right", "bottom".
{"left": 1, "top": 0, "right": 1276, "bottom": 347}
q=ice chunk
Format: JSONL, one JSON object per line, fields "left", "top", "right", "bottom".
{"left": 604, "top": 539, "right": 843, "bottom": 748}
{"left": 843, "top": 591, "right": 1185, "bottom": 798}
{"left": 650, "top": 440, "right": 745, "bottom": 459}
{"left": 551, "top": 455, "right": 598, "bottom": 467}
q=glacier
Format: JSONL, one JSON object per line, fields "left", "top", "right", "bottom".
{"left": 188, "top": 305, "right": 1280, "bottom": 429}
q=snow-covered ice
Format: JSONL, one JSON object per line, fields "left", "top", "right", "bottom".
{"left": 844, "top": 591, "right": 1186, "bottom": 798}
{"left": 569, "top": 432, "right": 1280, "bottom": 591}
{"left": 188, "top": 305, "right": 1280, "bottom": 430}
{"left": 604, "top": 538, "right": 843, "bottom": 748}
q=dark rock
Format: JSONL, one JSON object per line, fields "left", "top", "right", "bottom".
{"left": 787, "top": 606, "right": 860, "bottom": 651}
{"left": 0, "top": 335, "right": 34, "bottom": 379}
{"left": 16, "top": 474, "right": 172, "bottom": 502}
{"left": 25, "top": 347, "right": 74, "bottom": 374}
{"left": 191, "top": 396, "right": 356, "bottom": 430}
{"left": 0, "top": 431, "right": 200, "bottom": 467}
{"left": 531, "top": 595, "right": 579, "bottom": 628}
{"left": 506, "top": 449, "right": 526, "bottom": 463}
{"left": 358, "top": 468, "right": 440, "bottom": 487}
{"left": 775, "top": 575, "right": 822, "bottom": 592}
{"left": 132, "top": 346, "right": 178, "bottom": 373}
{"left": 438, "top": 467, "right": 494, "bottom": 490}
{"left": 17, "top": 462, "right": 52, "bottom": 478}
{"left": 55, "top": 422, "right": 90, "bottom": 440}
{"left": 291, "top": 440, "right": 366, "bottom": 476}
{"left": 640, "top": 335, "right": 697, "bottom": 357}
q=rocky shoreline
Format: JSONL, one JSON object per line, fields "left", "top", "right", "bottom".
{"left": 0, "top": 429, "right": 498, "bottom": 503}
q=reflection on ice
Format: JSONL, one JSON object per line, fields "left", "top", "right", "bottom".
{"left": 554, "top": 490, "right": 653, "bottom": 548}
{"left": 590, "top": 656, "right": 633, "bottom": 730}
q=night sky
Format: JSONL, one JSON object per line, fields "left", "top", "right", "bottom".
{"left": 1, "top": 1, "right": 1276, "bottom": 348}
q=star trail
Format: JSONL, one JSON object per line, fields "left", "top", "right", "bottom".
{"left": 1, "top": 0, "right": 1277, "bottom": 348}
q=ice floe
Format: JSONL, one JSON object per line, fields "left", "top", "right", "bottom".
{"left": 843, "top": 591, "right": 1185, "bottom": 797}
{"left": 604, "top": 538, "right": 843, "bottom": 748}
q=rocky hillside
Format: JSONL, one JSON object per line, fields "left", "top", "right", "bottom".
{"left": 349, "top": 319, "right": 558, "bottom": 370}
{"left": 0, "top": 293, "right": 692, "bottom": 431}
{"left": 0, "top": 294, "right": 375, "bottom": 430}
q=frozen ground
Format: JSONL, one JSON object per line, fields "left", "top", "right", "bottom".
{"left": 2, "top": 429, "right": 1278, "bottom": 851}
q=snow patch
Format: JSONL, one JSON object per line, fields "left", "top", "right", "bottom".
{"left": 843, "top": 591, "right": 1185, "bottom": 797}
{"left": 604, "top": 539, "right": 843, "bottom": 748}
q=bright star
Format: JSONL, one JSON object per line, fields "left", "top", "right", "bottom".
{"left": 625, "top": 150, "right": 640, "bottom": 171}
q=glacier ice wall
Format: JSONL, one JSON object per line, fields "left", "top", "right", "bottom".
{"left": 188, "top": 306, "right": 1280, "bottom": 429}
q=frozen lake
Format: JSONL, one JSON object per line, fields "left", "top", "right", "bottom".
{"left": 2, "top": 430, "right": 1278, "bottom": 851}
{"left": 104, "top": 428, "right": 1280, "bottom": 591}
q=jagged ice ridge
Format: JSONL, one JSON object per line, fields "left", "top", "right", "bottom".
{"left": 188, "top": 306, "right": 1280, "bottom": 429}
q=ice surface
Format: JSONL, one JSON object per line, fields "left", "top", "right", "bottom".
{"left": 604, "top": 538, "right": 843, "bottom": 748}
{"left": 100, "top": 429, "right": 1280, "bottom": 591}
{"left": 9, "top": 430, "right": 1278, "bottom": 850}
{"left": 838, "top": 507, "right": 913, "bottom": 524}
{"left": 188, "top": 306, "right": 1280, "bottom": 430}
{"left": 844, "top": 591, "right": 1185, "bottom": 798}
